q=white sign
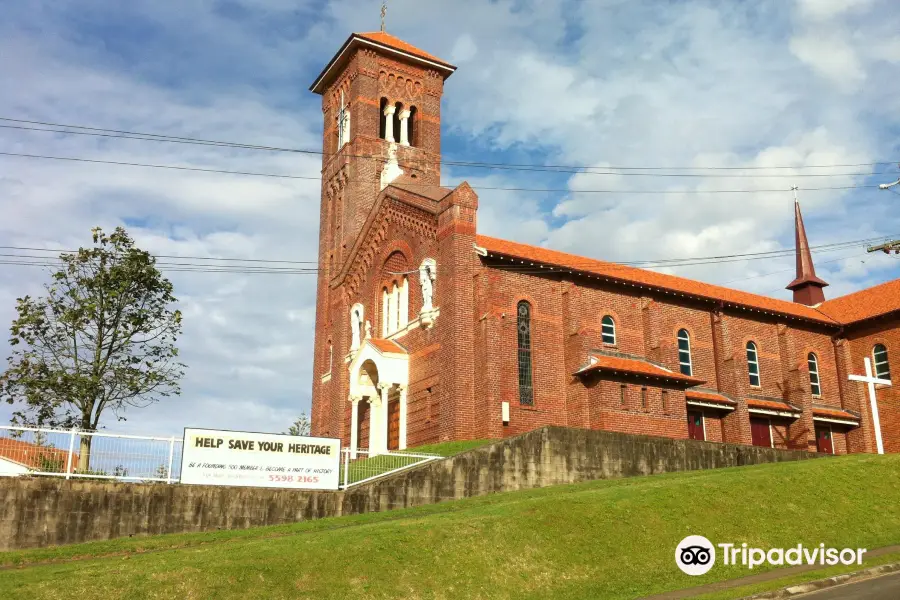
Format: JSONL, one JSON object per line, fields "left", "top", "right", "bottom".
{"left": 180, "top": 428, "right": 341, "bottom": 490}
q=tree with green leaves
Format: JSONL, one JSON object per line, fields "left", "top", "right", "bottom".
{"left": 0, "top": 227, "right": 185, "bottom": 472}
{"left": 285, "top": 412, "right": 311, "bottom": 437}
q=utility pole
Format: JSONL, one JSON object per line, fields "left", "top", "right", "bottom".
{"left": 867, "top": 240, "right": 900, "bottom": 254}
{"left": 871, "top": 167, "right": 900, "bottom": 253}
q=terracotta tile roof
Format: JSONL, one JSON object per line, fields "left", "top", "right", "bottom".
{"left": 746, "top": 398, "right": 801, "bottom": 413}
{"left": 817, "top": 279, "right": 900, "bottom": 325}
{"left": 355, "top": 32, "right": 454, "bottom": 67}
{"left": 577, "top": 353, "right": 705, "bottom": 386}
{"left": 311, "top": 32, "right": 455, "bottom": 93}
{"left": 686, "top": 390, "right": 737, "bottom": 406}
{"left": 812, "top": 406, "right": 860, "bottom": 421}
{"left": 0, "top": 438, "right": 77, "bottom": 472}
{"left": 476, "top": 235, "right": 839, "bottom": 325}
{"left": 368, "top": 338, "right": 408, "bottom": 355}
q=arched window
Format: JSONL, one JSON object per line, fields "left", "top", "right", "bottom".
{"left": 517, "top": 301, "right": 534, "bottom": 406}
{"left": 808, "top": 353, "right": 821, "bottom": 396}
{"left": 382, "top": 287, "right": 391, "bottom": 337}
{"left": 408, "top": 106, "right": 417, "bottom": 146}
{"left": 873, "top": 344, "right": 891, "bottom": 381}
{"left": 336, "top": 89, "right": 350, "bottom": 150}
{"left": 747, "top": 342, "right": 760, "bottom": 387}
{"left": 677, "top": 329, "right": 692, "bottom": 376}
{"left": 379, "top": 98, "right": 387, "bottom": 139}
{"left": 393, "top": 102, "right": 403, "bottom": 143}
{"left": 601, "top": 315, "right": 616, "bottom": 345}
{"left": 388, "top": 283, "right": 398, "bottom": 333}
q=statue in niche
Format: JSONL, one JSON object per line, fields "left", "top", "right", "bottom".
{"left": 350, "top": 304, "right": 363, "bottom": 351}
{"left": 419, "top": 259, "right": 437, "bottom": 327}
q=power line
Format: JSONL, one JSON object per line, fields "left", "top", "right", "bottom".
{"left": 0, "top": 151, "right": 884, "bottom": 195}
{"left": 0, "top": 234, "right": 883, "bottom": 268}
{"left": 1, "top": 116, "right": 897, "bottom": 177}
{"left": 0, "top": 151, "right": 315, "bottom": 181}
{"left": 1, "top": 233, "right": 890, "bottom": 277}
{"left": 0, "top": 247, "right": 318, "bottom": 265}
{"left": 0, "top": 260, "right": 318, "bottom": 275}
{"left": 717, "top": 251, "right": 866, "bottom": 286}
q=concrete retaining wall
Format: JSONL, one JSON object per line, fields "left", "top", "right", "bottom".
{"left": 0, "top": 426, "right": 821, "bottom": 550}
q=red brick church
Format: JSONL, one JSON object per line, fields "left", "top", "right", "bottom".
{"left": 309, "top": 31, "right": 899, "bottom": 456}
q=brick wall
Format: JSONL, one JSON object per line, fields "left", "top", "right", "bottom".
{"left": 846, "top": 317, "right": 900, "bottom": 452}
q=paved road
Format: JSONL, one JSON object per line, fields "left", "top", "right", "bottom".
{"left": 796, "top": 571, "right": 900, "bottom": 599}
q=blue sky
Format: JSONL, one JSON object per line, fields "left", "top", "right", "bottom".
{"left": 1, "top": 0, "right": 898, "bottom": 436}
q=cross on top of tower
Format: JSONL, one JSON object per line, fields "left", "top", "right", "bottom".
{"left": 381, "top": 1, "right": 387, "bottom": 33}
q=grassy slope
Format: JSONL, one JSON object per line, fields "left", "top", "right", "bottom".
{"left": 343, "top": 439, "right": 497, "bottom": 484}
{"left": 403, "top": 438, "right": 497, "bottom": 457}
{"left": 1, "top": 454, "right": 899, "bottom": 600}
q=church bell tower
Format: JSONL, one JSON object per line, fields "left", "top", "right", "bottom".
{"left": 308, "top": 30, "right": 456, "bottom": 438}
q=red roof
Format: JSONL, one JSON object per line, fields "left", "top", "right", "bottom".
{"left": 746, "top": 398, "right": 801, "bottom": 413}
{"left": 817, "top": 279, "right": 900, "bottom": 324}
{"left": 355, "top": 32, "right": 453, "bottom": 67}
{"left": 578, "top": 354, "right": 705, "bottom": 386}
{"left": 369, "top": 339, "right": 408, "bottom": 355}
{"left": 311, "top": 32, "right": 455, "bottom": 93}
{"left": 686, "top": 390, "right": 736, "bottom": 406}
{"left": 0, "top": 438, "right": 77, "bottom": 472}
{"left": 476, "top": 235, "right": 837, "bottom": 325}
{"left": 812, "top": 406, "right": 860, "bottom": 421}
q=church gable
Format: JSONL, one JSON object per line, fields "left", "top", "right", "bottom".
{"left": 337, "top": 185, "right": 440, "bottom": 312}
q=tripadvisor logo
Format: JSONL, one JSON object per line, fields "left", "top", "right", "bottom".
{"left": 676, "top": 535, "right": 716, "bottom": 576}
{"left": 676, "top": 536, "right": 867, "bottom": 576}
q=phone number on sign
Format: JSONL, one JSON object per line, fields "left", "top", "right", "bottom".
{"left": 269, "top": 474, "right": 320, "bottom": 484}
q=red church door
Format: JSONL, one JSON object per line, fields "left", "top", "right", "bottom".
{"left": 815, "top": 425, "right": 834, "bottom": 454}
{"left": 357, "top": 402, "right": 370, "bottom": 450}
{"left": 387, "top": 398, "right": 400, "bottom": 451}
{"left": 687, "top": 411, "right": 705, "bottom": 441}
{"left": 750, "top": 417, "right": 772, "bottom": 448}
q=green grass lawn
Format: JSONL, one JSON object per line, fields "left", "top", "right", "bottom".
{"left": 341, "top": 439, "right": 497, "bottom": 485}
{"left": 402, "top": 438, "right": 497, "bottom": 457}
{"left": 1, "top": 454, "right": 899, "bottom": 599}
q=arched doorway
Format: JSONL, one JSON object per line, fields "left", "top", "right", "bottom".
{"left": 347, "top": 340, "right": 410, "bottom": 455}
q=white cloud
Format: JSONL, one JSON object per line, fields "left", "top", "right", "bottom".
{"left": 794, "top": 0, "right": 874, "bottom": 20}
{"left": 790, "top": 34, "right": 866, "bottom": 91}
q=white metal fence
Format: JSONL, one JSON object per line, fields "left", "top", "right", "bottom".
{"left": 0, "top": 426, "right": 440, "bottom": 488}
{"left": 0, "top": 426, "right": 182, "bottom": 482}
{"left": 340, "top": 448, "right": 441, "bottom": 489}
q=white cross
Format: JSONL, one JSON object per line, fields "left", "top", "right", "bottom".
{"left": 848, "top": 356, "right": 892, "bottom": 454}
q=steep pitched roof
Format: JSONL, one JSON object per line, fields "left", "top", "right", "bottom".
{"left": 787, "top": 200, "right": 829, "bottom": 291}
{"left": 476, "top": 235, "right": 837, "bottom": 325}
{"left": 817, "top": 279, "right": 900, "bottom": 325}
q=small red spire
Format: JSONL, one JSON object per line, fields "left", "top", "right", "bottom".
{"left": 786, "top": 196, "right": 828, "bottom": 305}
